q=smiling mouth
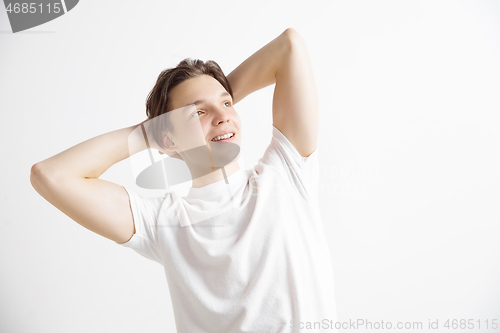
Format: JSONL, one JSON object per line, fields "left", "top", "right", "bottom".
{"left": 211, "top": 133, "right": 235, "bottom": 142}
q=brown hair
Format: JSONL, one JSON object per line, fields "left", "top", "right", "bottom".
{"left": 145, "top": 58, "right": 233, "bottom": 149}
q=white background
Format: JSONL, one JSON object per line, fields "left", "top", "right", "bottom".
{"left": 1, "top": 0, "right": 499, "bottom": 332}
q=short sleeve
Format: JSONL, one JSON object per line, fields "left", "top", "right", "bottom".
{"left": 116, "top": 186, "right": 164, "bottom": 265}
{"left": 258, "top": 125, "right": 320, "bottom": 202}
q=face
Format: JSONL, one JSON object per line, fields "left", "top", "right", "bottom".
{"left": 164, "top": 74, "right": 242, "bottom": 163}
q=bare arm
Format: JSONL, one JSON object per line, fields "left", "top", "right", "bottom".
{"left": 226, "top": 29, "right": 290, "bottom": 105}
{"left": 33, "top": 120, "right": 152, "bottom": 180}
{"left": 30, "top": 120, "right": 154, "bottom": 243}
{"left": 227, "top": 28, "right": 318, "bottom": 157}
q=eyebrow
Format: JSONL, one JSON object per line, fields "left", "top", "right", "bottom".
{"left": 183, "top": 91, "right": 231, "bottom": 108}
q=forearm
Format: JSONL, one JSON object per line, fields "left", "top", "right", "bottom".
{"left": 227, "top": 28, "right": 294, "bottom": 104}
{"left": 33, "top": 121, "right": 150, "bottom": 180}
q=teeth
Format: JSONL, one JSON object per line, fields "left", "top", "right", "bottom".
{"left": 212, "top": 133, "right": 234, "bottom": 142}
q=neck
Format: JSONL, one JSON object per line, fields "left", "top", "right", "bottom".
{"left": 190, "top": 159, "right": 241, "bottom": 188}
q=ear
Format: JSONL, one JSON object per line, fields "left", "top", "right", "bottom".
{"left": 161, "top": 134, "right": 177, "bottom": 150}
{"left": 159, "top": 134, "right": 183, "bottom": 161}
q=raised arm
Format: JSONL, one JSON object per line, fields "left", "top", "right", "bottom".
{"left": 227, "top": 28, "right": 318, "bottom": 157}
{"left": 30, "top": 120, "right": 156, "bottom": 244}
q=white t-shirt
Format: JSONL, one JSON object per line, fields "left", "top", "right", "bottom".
{"left": 118, "top": 125, "right": 338, "bottom": 333}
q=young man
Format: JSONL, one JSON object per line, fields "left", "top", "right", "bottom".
{"left": 31, "top": 28, "right": 337, "bottom": 333}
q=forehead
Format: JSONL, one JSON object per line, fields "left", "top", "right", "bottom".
{"left": 169, "top": 74, "right": 228, "bottom": 110}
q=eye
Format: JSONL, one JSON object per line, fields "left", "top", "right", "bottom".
{"left": 224, "top": 101, "right": 232, "bottom": 107}
{"left": 191, "top": 110, "right": 204, "bottom": 117}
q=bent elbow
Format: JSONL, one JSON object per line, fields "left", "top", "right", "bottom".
{"left": 30, "top": 163, "right": 55, "bottom": 195}
{"left": 282, "top": 28, "right": 306, "bottom": 50}
{"left": 30, "top": 163, "right": 42, "bottom": 185}
{"left": 30, "top": 163, "right": 42, "bottom": 177}
{"left": 30, "top": 163, "right": 45, "bottom": 192}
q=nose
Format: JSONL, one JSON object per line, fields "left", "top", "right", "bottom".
{"left": 212, "top": 106, "right": 230, "bottom": 126}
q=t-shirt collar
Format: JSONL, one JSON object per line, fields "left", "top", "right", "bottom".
{"left": 186, "top": 166, "right": 248, "bottom": 202}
